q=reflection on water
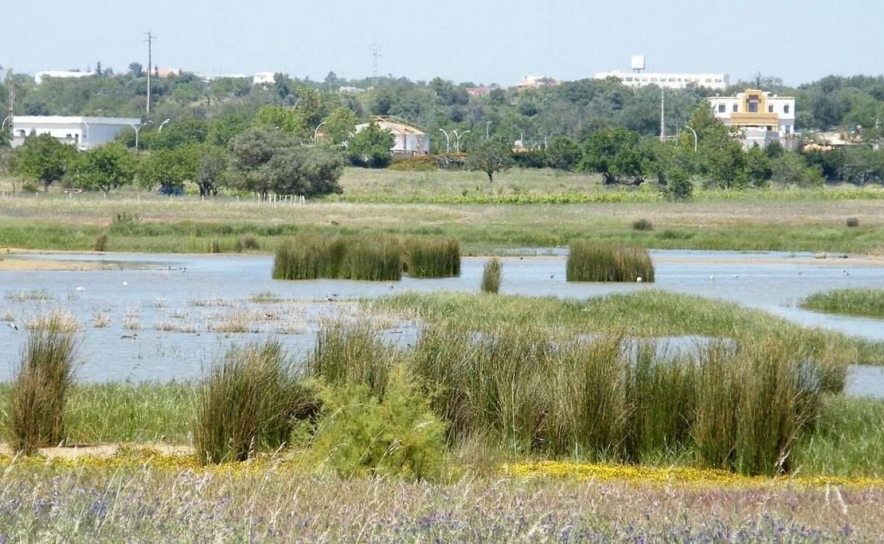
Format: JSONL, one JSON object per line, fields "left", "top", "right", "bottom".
{"left": 1, "top": 250, "right": 882, "bottom": 386}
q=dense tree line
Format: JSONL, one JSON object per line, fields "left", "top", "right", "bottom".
{"left": 2, "top": 67, "right": 884, "bottom": 197}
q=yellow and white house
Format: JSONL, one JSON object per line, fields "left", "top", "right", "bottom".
{"left": 708, "top": 89, "right": 796, "bottom": 149}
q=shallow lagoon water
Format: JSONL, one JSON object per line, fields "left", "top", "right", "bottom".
{"left": 1, "top": 250, "right": 883, "bottom": 397}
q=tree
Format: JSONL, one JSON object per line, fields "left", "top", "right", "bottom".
{"left": 12, "top": 134, "right": 77, "bottom": 191}
{"left": 770, "top": 151, "right": 825, "bottom": 187}
{"left": 138, "top": 145, "right": 199, "bottom": 193}
{"left": 466, "top": 138, "right": 514, "bottom": 183}
{"left": 128, "top": 62, "right": 144, "bottom": 78}
{"left": 545, "top": 136, "right": 582, "bottom": 171}
{"left": 195, "top": 145, "right": 228, "bottom": 197}
{"left": 71, "top": 143, "right": 136, "bottom": 194}
{"left": 579, "top": 127, "right": 644, "bottom": 184}
{"left": 228, "top": 126, "right": 343, "bottom": 198}
{"left": 348, "top": 120, "right": 395, "bottom": 168}
{"left": 254, "top": 105, "right": 303, "bottom": 135}
{"left": 323, "top": 107, "right": 358, "bottom": 144}
{"left": 664, "top": 166, "right": 693, "bottom": 201}
{"left": 745, "top": 146, "right": 772, "bottom": 187}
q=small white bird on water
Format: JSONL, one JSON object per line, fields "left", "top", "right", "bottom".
{"left": 122, "top": 281, "right": 128, "bottom": 287}
{"left": 6, "top": 322, "right": 17, "bottom": 331}
{"left": 76, "top": 286, "right": 85, "bottom": 292}
{"left": 636, "top": 276, "right": 643, "bottom": 283}
{"left": 709, "top": 275, "right": 715, "bottom": 280}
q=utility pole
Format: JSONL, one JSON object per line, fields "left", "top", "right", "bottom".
{"left": 5, "top": 67, "right": 14, "bottom": 140}
{"left": 145, "top": 32, "right": 155, "bottom": 115}
{"left": 660, "top": 89, "right": 666, "bottom": 142}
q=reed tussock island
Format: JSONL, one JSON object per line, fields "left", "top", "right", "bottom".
{"left": 567, "top": 241, "right": 655, "bottom": 283}
{"left": 272, "top": 234, "right": 460, "bottom": 281}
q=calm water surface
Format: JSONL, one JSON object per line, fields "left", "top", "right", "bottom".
{"left": 1, "top": 250, "right": 882, "bottom": 396}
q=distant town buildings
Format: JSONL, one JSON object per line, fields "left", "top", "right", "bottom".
{"left": 594, "top": 55, "right": 729, "bottom": 91}
{"left": 34, "top": 70, "right": 95, "bottom": 85}
{"left": 197, "top": 72, "right": 278, "bottom": 85}
{"left": 708, "top": 89, "right": 797, "bottom": 149}
{"left": 354, "top": 117, "right": 429, "bottom": 155}
{"left": 515, "top": 76, "right": 559, "bottom": 90}
{"left": 10, "top": 116, "right": 141, "bottom": 150}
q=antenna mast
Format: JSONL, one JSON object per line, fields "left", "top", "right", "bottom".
{"left": 5, "top": 67, "right": 13, "bottom": 139}
{"left": 369, "top": 41, "right": 381, "bottom": 87}
{"left": 145, "top": 31, "right": 155, "bottom": 115}
{"left": 660, "top": 89, "right": 666, "bottom": 142}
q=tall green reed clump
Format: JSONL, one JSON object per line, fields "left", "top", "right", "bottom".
{"left": 307, "top": 320, "right": 400, "bottom": 398}
{"left": 8, "top": 315, "right": 79, "bottom": 454}
{"left": 693, "top": 335, "right": 830, "bottom": 476}
{"left": 272, "top": 236, "right": 347, "bottom": 280}
{"left": 341, "top": 237, "right": 403, "bottom": 281}
{"left": 567, "top": 241, "right": 654, "bottom": 282}
{"left": 406, "top": 238, "right": 461, "bottom": 278}
{"left": 481, "top": 258, "right": 503, "bottom": 293}
{"left": 411, "top": 323, "right": 830, "bottom": 474}
{"left": 273, "top": 235, "right": 400, "bottom": 281}
{"left": 194, "top": 340, "right": 310, "bottom": 464}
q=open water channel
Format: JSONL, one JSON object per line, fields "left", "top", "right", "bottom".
{"left": 1, "top": 250, "right": 883, "bottom": 397}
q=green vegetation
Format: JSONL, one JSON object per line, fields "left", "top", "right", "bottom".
{"left": 273, "top": 234, "right": 461, "bottom": 281}
{"left": 566, "top": 241, "right": 655, "bottom": 282}
{"left": 405, "top": 237, "right": 460, "bottom": 278}
{"left": 7, "top": 315, "right": 78, "bottom": 454}
{"left": 801, "top": 289, "right": 884, "bottom": 318}
{"left": 481, "top": 257, "right": 502, "bottom": 293}
{"left": 193, "top": 340, "right": 308, "bottom": 464}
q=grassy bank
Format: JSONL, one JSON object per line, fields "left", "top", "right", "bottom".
{"left": 2, "top": 188, "right": 884, "bottom": 254}
{"left": 801, "top": 288, "right": 884, "bottom": 318}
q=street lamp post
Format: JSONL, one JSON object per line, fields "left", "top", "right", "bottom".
{"left": 1, "top": 116, "right": 9, "bottom": 130}
{"left": 439, "top": 128, "right": 452, "bottom": 153}
{"left": 485, "top": 121, "right": 492, "bottom": 139}
{"left": 684, "top": 125, "right": 698, "bottom": 152}
{"left": 158, "top": 118, "right": 172, "bottom": 133}
{"left": 452, "top": 129, "right": 471, "bottom": 153}
{"left": 82, "top": 119, "right": 90, "bottom": 149}
{"left": 129, "top": 120, "right": 152, "bottom": 150}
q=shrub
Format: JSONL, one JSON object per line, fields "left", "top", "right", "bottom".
{"left": 481, "top": 257, "right": 502, "bottom": 293}
{"left": 297, "top": 366, "right": 448, "bottom": 482}
{"left": 234, "top": 235, "right": 261, "bottom": 252}
{"left": 846, "top": 217, "right": 860, "bottom": 228}
{"left": 209, "top": 240, "right": 222, "bottom": 254}
{"left": 406, "top": 238, "right": 460, "bottom": 278}
{"left": 566, "top": 241, "right": 655, "bottom": 283}
{"left": 632, "top": 219, "right": 654, "bottom": 231}
{"left": 93, "top": 234, "right": 108, "bottom": 252}
{"left": 21, "top": 182, "right": 39, "bottom": 193}
{"left": 193, "top": 340, "right": 310, "bottom": 464}
{"left": 389, "top": 155, "right": 439, "bottom": 171}
{"left": 8, "top": 314, "right": 79, "bottom": 454}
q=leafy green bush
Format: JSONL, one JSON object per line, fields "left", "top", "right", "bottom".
{"left": 93, "top": 234, "right": 108, "bottom": 252}
{"left": 846, "top": 217, "right": 860, "bottom": 228}
{"left": 389, "top": 155, "right": 439, "bottom": 171}
{"left": 297, "top": 366, "right": 448, "bottom": 482}
{"left": 632, "top": 219, "right": 654, "bottom": 231}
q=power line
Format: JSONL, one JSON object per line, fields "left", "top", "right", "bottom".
{"left": 145, "top": 31, "right": 156, "bottom": 115}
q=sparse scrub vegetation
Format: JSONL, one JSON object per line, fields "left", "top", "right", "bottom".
{"left": 632, "top": 218, "right": 654, "bottom": 231}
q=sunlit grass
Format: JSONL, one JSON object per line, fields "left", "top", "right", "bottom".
{"left": 801, "top": 289, "right": 884, "bottom": 318}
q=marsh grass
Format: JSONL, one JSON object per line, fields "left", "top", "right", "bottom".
{"left": 249, "top": 291, "right": 281, "bottom": 303}
{"left": 307, "top": 320, "right": 399, "bottom": 397}
{"left": 93, "top": 233, "right": 108, "bottom": 252}
{"left": 801, "top": 289, "right": 884, "bottom": 319}
{"left": 567, "top": 241, "right": 654, "bottom": 283}
{"left": 632, "top": 219, "right": 654, "bottom": 231}
{"left": 6, "top": 289, "right": 53, "bottom": 302}
{"left": 340, "top": 237, "right": 403, "bottom": 281}
{"left": 481, "top": 257, "right": 502, "bottom": 293}
{"left": 405, "top": 238, "right": 460, "bottom": 278}
{"left": 194, "top": 340, "right": 307, "bottom": 464}
{"left": 7, "top": 314, "right": 79, "bottom": 454}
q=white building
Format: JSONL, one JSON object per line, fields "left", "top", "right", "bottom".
{"left": 34, "top": 70, "right": 95, "bottom": 85}
{"left": 10, "top": 116, "right": 142, "bottom": 150}
{"left": 252, "top": 72, "right": 277, "bottom": 85}
{"left": 708, "top": 89, "right": 796, "bottom": 149}
{"left": 594, "top": 56, "right": 729, "bottom": 90}
{"left": 353, "top": 117, "right": 430, "bottom": 155}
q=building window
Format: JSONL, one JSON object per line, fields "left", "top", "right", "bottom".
{"left": 768, "top": 105, "right": 774, "bottom": 113}
{"left": 732, "top": 104, "right": 738, "bottom": 112}
{"left": 784, "top": 105, "right": 790, "bottom": 114}
{"left": 748, "top": 98, "right": 759, "bottom": 113}
{"left": 718, "top": 104, "right": 726, "bottom": 113}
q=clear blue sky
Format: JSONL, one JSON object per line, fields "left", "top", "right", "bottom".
{"left": 2, "top": 0, "right": 882, "bottom": 86}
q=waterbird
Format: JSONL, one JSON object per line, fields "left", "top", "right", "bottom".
{"left": 325, "top": 296, "right": 334, "bottom": 302}
{"left": 709, "top": 275, "right": 715, "bottom": 280}
{"left": 843, "top": 270, "right": 850, "bottom": 276}
{"left": 388, "top": 283, "right": 394, "bottom": 289}
{"left": 121, "top": 333, "right": 138, "bottom": 340}
{"left": 122, "top": 281, "right": 128, "bottom": 287}
{"left": 733, "top": 275, "right": 739, "bottom": 279}
{"left": 550, "top": 274, "right": 555, "bottom": 279}
{"left": 798, "top": 271, "right": 804, "bottom": 276}
{"left": 636, "top": 276, "right": 643, "bottom": 283}
{"left": 76, "top": 286, "right": 85, "bottom": 291}
{"left": 6, "top": 322, "right": 18, "bottom": 331}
